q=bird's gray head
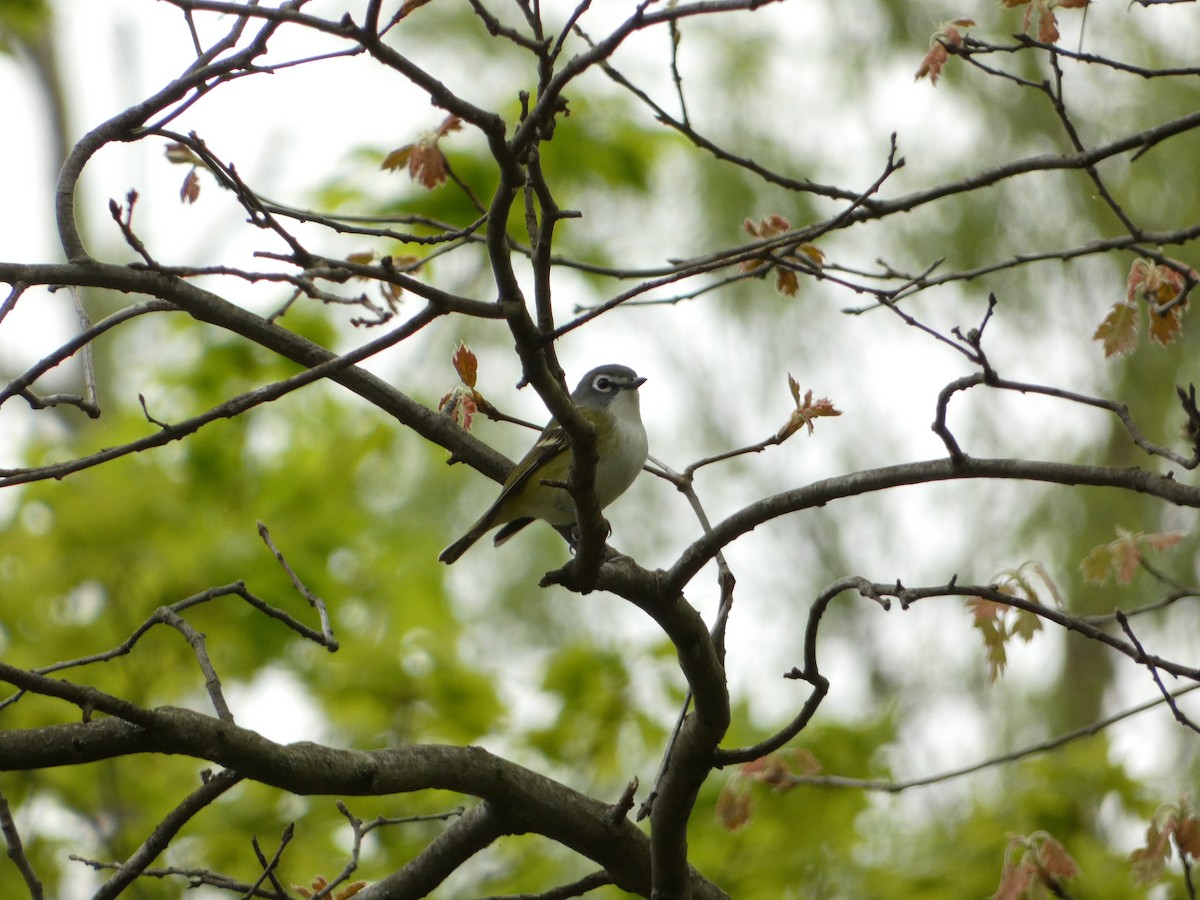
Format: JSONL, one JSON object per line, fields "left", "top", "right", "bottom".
{"left": 572, "top": 365, "right": 647, "bottom": 406}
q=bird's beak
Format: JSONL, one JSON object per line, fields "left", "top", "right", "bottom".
{"left": 630, "top": 376, "right": 647, "bottom": 389}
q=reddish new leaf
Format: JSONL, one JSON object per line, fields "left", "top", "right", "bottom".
{"left": 436, "top": 115, "right": 463, "bottom": 138}
{"left": 994, "top": 832, "right": 1079, "bottom": 899}
{"left": 715, "top": 783, "right": 752, "bottom": 831}
{"left": 395, "top": 0, "right": 437, "bottom": 19}
{"left": 1036, "top": 834, "right": 1079, "bottom": 881}
{"left": 743, "top": 214, "right": 791, "bottom": 238}
{"left": 966, "top": 598, "right": 1008, "bottom": 682}
{"left": 1110, "top": 527, "right": 1142, "bottom": 584}
{"left": 451, "top": 342, "right": 478, "bottom": 388}
{"left": 438, "top": 343, "right": 482, "bottom": 432}
{"left": 1176, "top": 809, "right": 1200, "bottom": 858}
{"left": 915, "top": 42, "right": 949, "bottom": 85}
{"left": 1079, "top": 527, "right": 1184, "bottom": 585}
{"left": 410, "top": 144, "right": 449, "bottom": 189}
{"left": 915, "top": 19, "right": 974, "bottom": 85}
{"left": 438, "top": 387, "right": 477, "bottom": 432}
{"left": 380, "top": 145, "right": 414, "bottom": 172}
{"left": 776, "top": 268, "right": 799, "bottom": 297}
{"left": 1143, "top": 530, "right": 1186, "bottom": 552}
{"left": 1131, "top": 819, "right": 1172, "bottom": 884}
{"left": 777, "top": 377, "right": 842, "bottom": 440}
{"left": 1148, "top": 304, "right": 1186, "bottom": 347}
{"left": 180, "top": 168, "right": 201, "bottom": 204}
{"left": 1038, "top": 9, "right": 1060, "bottom": 44}
{"left": 381, "top": 115, "right": 462, "bottom": 190}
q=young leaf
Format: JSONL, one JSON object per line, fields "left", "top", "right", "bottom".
{"left": 1035, "top": 833, "right": 1079, "bottom": 881}
{"left": 966, "top": 597, "right": 1009, "bottom": 682}
{"left": 438, "top": 387, "right": 477, "bottom": 432}
{"left": 1079, "top": 527, "right": 1185, "bottom": 585}
{"left": 993, "top": 832, "right": 1079, "bottom": 900}
{"left": 163, "top": 141, "right": 202, "bottom": 166}
{"left": 380, "top": 115, "right": 463, "bottom": 190}
{"left": 1092, "top": 301, "right": 1138, "bottom": 357}
{"left": 380, "top": 145, "right": 414, "bottom": 172}
{"left": 915, "top": 18, "right": 974, "bottom": 85}
{"left": 452, "top": 342, "right": 478, "bottom": 388}
{"left": 180, "top": 168, "right": 200, "bottom": 204}
{"left": 1148, "top": 304, "right": 1186, "bottom": 347}
{"left": 1011, "top": 608, "right": 1042, "bottom": 642}
{"left": 1037, "top": 9, "right": 1060, "bottom": 44}
{"left": 1078, "top": 544, "right": 1112, "bottom": 585}
{"left": 777, "top": 376, "right": 842, "bottom": 440}
{"left": 715, "top": 782, "right": 752, "bottom": 831}
{"left": 1131, "top": 817, "right": 1173, "bottom": 884}
{"left": 743, "top": 214, "right": 791, "bottom": 238}
{"left": 776, "top": 268, "right": 799, "bottom": 297}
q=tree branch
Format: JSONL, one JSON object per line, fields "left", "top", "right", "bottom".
{"left": 667, "top": 457, "right": 1200, "bottom": 593}
{"left": 91, "top": 769, "right": 244, "bottom": 900}
{"left": 0, "top": 693, "right": 727, "bottom": 900}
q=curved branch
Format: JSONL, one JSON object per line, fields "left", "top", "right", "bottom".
{"left": 92, "top": 769, "right": 244, "bottom": 900}
{"left": 713, "top": 576, "right": 886, "bottom": 766}
{"left": 0, "top": 688, "right": 727, "bottom": 900}
{"left": 666, "top": 457, "right": 1200, "bottom": 593}
{"left": 0, "top": 789, "right": 43, "bottom": 900}
{"left": 785, "top": 682, "right": 1200, "bottom": 795}
{"left": 0, "top": 261, "right": 513, "bottom": 486}
{"left": 855, "top": 107, "right": 1200, "bottom": 224}
{"left": 0, "top": 299, "right": 175, "bottom": 412}
{"left": 356, "top": 802, "right": 511, "bottom": 900}
{"left": 55, "top": 3, "right": 292, "bottom": 260}
{"left": 556, "top": 561, "right": 730, "bottom": 899}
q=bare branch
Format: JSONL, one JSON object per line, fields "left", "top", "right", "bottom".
{"left": 0, "top": 579, "right": 336, "bottom": 716}
{"left": 788, "top": 682, "right": 1200, "bottom": 794}
{"left": 1117, "top": 611, "right": 1200, "bottom": 735}
{"left": 0, "top": 788, "right": 43, "bottom": 900}
{"left": 0, "top": 701, "right": 729, "bottom": 900}
{"left": 90, "top": 769, "right": 244, "bottom": 900}
{"left": 257, "top": 522, "right": 338, "bottom": 650}
{"left": 667, "top": 457, "right": 1200, "bottom": 594}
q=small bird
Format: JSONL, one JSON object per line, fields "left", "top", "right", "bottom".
{"left": 439, "top": 364, "right": 648, "bottom": 564}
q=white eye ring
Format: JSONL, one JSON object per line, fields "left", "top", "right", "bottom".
{"left": 594, "top": 376, "right": 615, "bottom": 392}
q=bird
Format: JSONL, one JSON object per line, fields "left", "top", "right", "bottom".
{"left": 439, "top": 364, "right": 648, "bottom": 564}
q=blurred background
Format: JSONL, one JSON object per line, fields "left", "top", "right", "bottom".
{"left": 2, "top": 1, "right": 1200, "bottom": 896}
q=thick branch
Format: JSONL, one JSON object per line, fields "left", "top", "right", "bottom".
{"left": 667, "top": 457, "right": 1200, "bottom": 592}
{"left": 356, "top": 802, "right": 510, "bottom": 900}
{"left": 0, "top": 260, "right": 511, "bottom": 485}
{"left": 0, "top": 692, "right": 725, "bottom": 900}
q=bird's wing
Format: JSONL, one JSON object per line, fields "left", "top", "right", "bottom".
{"left": 495, "top": 419, "right": 570, "bottom": 502}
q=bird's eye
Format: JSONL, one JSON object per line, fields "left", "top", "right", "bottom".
{"left": 593, "top": 375, "right": 614, "bottom": 392}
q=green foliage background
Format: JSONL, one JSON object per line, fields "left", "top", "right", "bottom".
{"left": 3, "top": 0, "right": 1200, "bottom": 897}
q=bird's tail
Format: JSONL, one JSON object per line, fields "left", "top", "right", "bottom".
{"left": 438, "top": 529, "right": 483, "bottom": 564}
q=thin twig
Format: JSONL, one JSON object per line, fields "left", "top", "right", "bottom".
{"left": 258, "top": 522, "right": 338, "bottom": 650}
{"left": 0, "top": 788, "right": 44, "bottom": 900}
{"left": 1117, "top": 610, "right": 1200, "bottom": 735}
{"left": 90, "top": 769, "right": 245, "bottom": 900}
